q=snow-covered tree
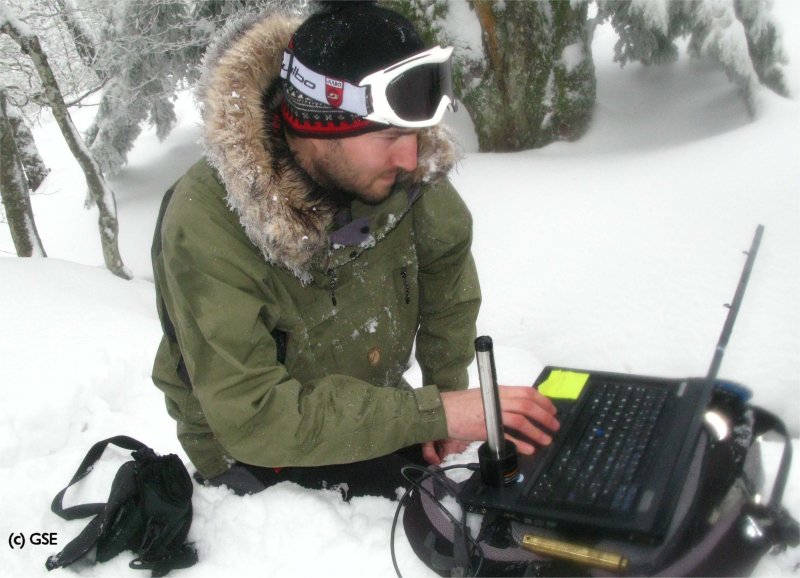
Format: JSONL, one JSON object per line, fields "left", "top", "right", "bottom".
{"left": 53, "top": 0, "right": 100, "bottom": 74}
{"left": 733, "top": 0, "right": 788, "bottom": 97}
{"left": 394, "top": 0, "right": 595, "bottom": 151}
{"left": 83, "top": 0, "right": 303, "bottom": 176}
{"left": 0, "top": 88, "right": 47, "bottom": 257}
{"left": 395, "top": 0, "right": 789, "bottom": 152}
{"left": 0, "top": 0, "right": 102, "bottom": 117}
{"left": 84, "top": 0, "right": 197, "bottom": 176}
{"left": 1, "top": 2, "right": 130, "bottom": 279}
{"left": 599, "top": 0, "right": 788, "bottom": 117}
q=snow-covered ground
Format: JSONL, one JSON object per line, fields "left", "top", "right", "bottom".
{"left": 2, "top": 2, "right": 798, "bottom": 577}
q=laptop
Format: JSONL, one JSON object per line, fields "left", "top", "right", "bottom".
{"left": 459, "top": 366, "right": 715, "bottom": 543}
{"left": 459, "top": 226, "right": 762, "bottom": 543}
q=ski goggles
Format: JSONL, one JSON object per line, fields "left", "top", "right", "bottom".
{"left": 280, "top": 45, "right": 455, "bottom": 128}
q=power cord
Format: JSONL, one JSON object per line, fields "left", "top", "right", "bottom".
{"left": 390, "top": 463, "right": 482, "bottom": 578}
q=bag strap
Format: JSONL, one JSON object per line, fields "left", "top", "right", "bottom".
{"left": 746, "top": 406, "right": 799, "bottom": 550}
{"left": 50, "top": 435, "right": 148, "bottom": 520}
{"left": 751, "top": 406, "right": 792, "bottom": 509}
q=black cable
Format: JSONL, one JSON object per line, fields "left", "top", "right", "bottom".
{"left": 401, "top": 464, "right": 485, "bottom": 574}
{"left": 390, "top": 484, "right": 414, "bottom": 578}
{"left": 390, "top": 463, "right": 482, "bottom": 578}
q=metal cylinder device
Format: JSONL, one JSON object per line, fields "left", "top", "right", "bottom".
{"left": 475, "top": 336, "right": 519, "bottom": 486}
{"left": 475, "top": 336, "right": 504, "bottom": 459}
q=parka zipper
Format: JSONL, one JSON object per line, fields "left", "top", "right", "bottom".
{"left": 400, "top": 266, "right": 410, "bottom": 305}
{"left": 327, "top": 268, "right": 338, "bottom": 307}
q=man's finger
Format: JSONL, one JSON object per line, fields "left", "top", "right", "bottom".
{"left": 422, "top": 441, "right": 442, "bottom": 465}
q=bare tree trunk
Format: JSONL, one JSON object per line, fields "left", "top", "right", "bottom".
{"left": 0, "top": 89, "right": 46, "bottom": 257}
{"left": 464, "top": 0, "right": 595, "bottom": 151}
{"left": 1, "top": 5, "right": 131, "bottom": 279}
{"left": 3, "top": 94, "right": 50, "bottom": 190}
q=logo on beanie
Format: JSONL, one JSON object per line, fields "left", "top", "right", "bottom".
{"left": 325, "top": 78, "right": 344, "bottom": 108}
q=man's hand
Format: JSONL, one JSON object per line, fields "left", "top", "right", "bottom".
{"left": 421, "top": 439, "right": 472, "bottom": 466}
{"left": 440, "top": 386, "right": 559, "bottom": 455}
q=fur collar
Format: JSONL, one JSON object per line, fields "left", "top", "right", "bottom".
{"left": 196, "top": 12, "right": 460, "bottom": 282}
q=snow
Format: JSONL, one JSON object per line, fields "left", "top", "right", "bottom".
{"left": 0, "top": 3, "right": 33, "bottom": 37}
{"left": 559, "top": 42, "right": 586, "bottom": 73}
{"left": 441, "top": 0, "right": 483, "bottom": 60}
{"left": 2, "top": 2, "right": 799, "bottom": 577}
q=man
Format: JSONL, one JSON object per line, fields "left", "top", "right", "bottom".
{"left": 152, "top": 2, "right": 558, "bottom": 498}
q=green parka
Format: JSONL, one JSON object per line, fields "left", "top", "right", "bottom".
{"left": 151, "top": 13, "right": 481, "bottom": 478}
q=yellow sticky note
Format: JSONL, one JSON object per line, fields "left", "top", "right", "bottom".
{"left": 538, "top": 370, "right": 589, "bottom": 400}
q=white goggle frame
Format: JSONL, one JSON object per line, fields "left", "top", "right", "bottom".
{"left": 359, "top": 45, "right": 455, "bottom": 128}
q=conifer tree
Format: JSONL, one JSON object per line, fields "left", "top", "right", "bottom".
{"left": 734, "top": 0, "right": 788, "bottom": 97}
{"left": 53, "top": 0, "right": 99, "bottom": 74}
{"left": 85, "top": 0, "right": 197, "bottom": 176}
{"left": 84, "top": 0, "right": 299, "bottom": 176}
{"left": 598, "top": 0, "right": 788, "bottom": 117}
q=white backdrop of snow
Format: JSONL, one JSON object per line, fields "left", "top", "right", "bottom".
{"left": 1, "top": 2, "right": 799, "bottom": 576}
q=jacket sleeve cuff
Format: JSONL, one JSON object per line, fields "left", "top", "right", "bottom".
{"left": 412, "top": 385, "right": 449, "bottom": 439}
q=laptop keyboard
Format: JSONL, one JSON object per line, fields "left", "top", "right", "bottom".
{"left": 527, "top": 382, "right": 668, "bottom": 514}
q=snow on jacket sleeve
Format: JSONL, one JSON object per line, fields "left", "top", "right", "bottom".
{"left": 153, "top": 162, "right": 449, "bottom": 474}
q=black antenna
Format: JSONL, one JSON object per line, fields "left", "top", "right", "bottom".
{"left": 706, "top": 224, "right": 765, "bottom": 382}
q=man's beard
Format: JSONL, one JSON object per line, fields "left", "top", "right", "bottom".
{"left": 315, "top": 169, "right": 399, "bottom": 207}
{"left": 308, "top": 143, "right": 401, "bottom": 206}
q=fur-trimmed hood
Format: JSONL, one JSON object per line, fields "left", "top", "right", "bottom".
{"left": 196, "top": 11, "right": 460, "bottom": 281}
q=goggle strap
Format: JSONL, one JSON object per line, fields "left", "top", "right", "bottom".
{"left": 280, "top": 51, "right": 370, "bottom": 117}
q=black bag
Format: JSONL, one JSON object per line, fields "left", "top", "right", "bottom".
{"left": 397, "top": 387, "right": 799, "bottom": 577}
{"left": 46, "top": 436, "right": 198, "bottom": 577}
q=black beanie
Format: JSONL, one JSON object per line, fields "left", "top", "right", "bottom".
{"left": 282, "top": 1, "right": 425, "bottom": 138}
